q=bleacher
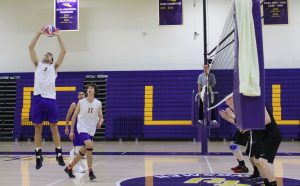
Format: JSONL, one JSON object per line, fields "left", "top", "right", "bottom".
{"left": 0, "top": 76, "right": 18, "bottom": 140}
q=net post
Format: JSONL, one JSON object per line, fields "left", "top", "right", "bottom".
{"left": 201, "top": 124, "right": 208, "bottom": 155}
{"left": 203, "top": 0, "right": 208, "bottom": 66}
{"left": 201, "top": 86, "right": 209, "bottom": 155}
{"left": 201, "top": 0, "right": 209, "bottom": 155}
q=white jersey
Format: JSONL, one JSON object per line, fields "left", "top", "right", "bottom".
{"left": 77, "top": 98, "right": 102, "bottom": 136}
{"left": 33, "top": 61, "right": 57, "bottom": 99}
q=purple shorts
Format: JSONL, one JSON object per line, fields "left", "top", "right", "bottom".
{"left": 73, "top": 123, "right": 84, "bottom": 146}
{"left": 31, "top": 95, "right": 58, "bottom": 124}
{"left": 79, "top": 132, "right": 94, "bottom": 144}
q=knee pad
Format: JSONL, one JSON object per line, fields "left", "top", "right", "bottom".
{"left": 79, "top": 150, "right": 85, "bottom": 156}
{"left": 229, "top": 142, "right": 239, "bottom": 152}
{"left": 86, "top": 148, "right": 93, "bottom": 152}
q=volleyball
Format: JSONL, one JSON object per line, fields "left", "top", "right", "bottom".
{"left": 42, "top": 25, "right": 58, "bottom": 37}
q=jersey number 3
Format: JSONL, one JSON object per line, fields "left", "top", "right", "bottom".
{"left": 88, "top": 108, "right": 93, "bottom": 114}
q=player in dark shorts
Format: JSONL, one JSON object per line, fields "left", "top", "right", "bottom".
{"left": 245, "top": 130, "right": 265, "bottom": 180}
{"left": 245, "top": 106, "right": 281, "bottom": 186}
{"left": 258, "top": 106, "right": 282, "bottom": 186}
{"left": 220, "top": 95, "right": 281, "bottom": 186}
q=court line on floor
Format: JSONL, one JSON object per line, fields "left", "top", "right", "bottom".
{"left": 46, "top": 158, "right": 109, "bottom": 186}
{"left": 205, "top": 156, "right": 214, "bottom": 174}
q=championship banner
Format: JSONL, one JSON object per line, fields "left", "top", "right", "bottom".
{"left": 159, "top": 0, "right": 182, "bottom": 25}
{"left": 55, "top": 0, "right": 79, "bottom": 31}
{"left": 263, "top": 0, "right": 288, "bottom": 25}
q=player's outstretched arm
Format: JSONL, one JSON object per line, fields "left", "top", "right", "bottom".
{"left": 28, "top": 30, "right": 44, "bottom": 67}
{"left": 53, "top": 30, "right": 66, "bottom": 70}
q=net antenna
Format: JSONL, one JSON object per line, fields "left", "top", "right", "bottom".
{"left": 206, "top": 0, "right": 265, "bottom": 130}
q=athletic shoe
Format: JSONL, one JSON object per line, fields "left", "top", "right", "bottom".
{"left": 56, "top": 155, "right": 65, "bottom": 166}
{"left": 55, "top": 147, "right": 65, "bottom": 166}
{"left": 89, "top": 171, "right": 96, "bottom": 181}
{"left": 35, "top": 149, "right": 43, "bottom": 170}
{"left": 36, "top": 157, "right": 43, "bottom": 169}
{"left": 231, "top": 165, "right": 240, "bottom": 171}
{"left": 233, "top": 166, "right": 249, "bottom": 173}
{"left": 64, "top": 166, "right": 76, "bottom": 178}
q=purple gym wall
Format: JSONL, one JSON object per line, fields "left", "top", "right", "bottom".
{"left": 2, "top": 69, "right": 298, "bottom": 141}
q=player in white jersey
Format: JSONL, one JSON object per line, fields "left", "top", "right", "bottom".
{"left": 65, "top": 83, "right": 104, "bottom": 181}
{"left": 29, "top": 28, "right": 66, "bottom": 169}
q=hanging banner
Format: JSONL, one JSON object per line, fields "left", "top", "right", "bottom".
{"left": 159, "top": 0, "right": 182, "bottom": 25}
{"left": 263, "top": 0, "right": 288, "bottom": 25}
{"left": 55, "top": 0, "right": 79, "bottom": 31}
